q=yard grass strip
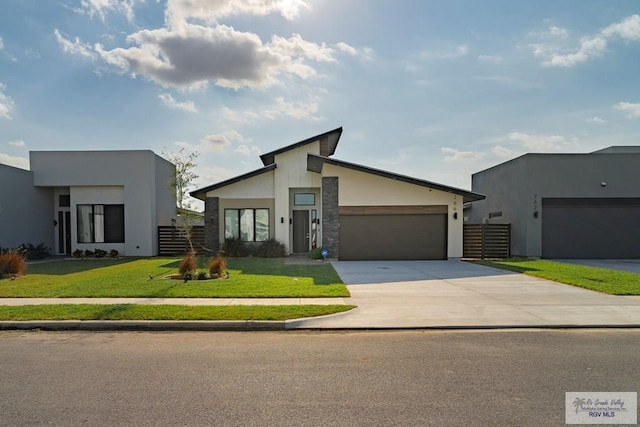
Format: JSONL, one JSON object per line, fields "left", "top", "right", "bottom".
{"left": 0, "top": 257, "right": 349, "bottom": 298}
{"left": 471, "top": 259, "right": 640, "bottom": 295}
{"left": 0, "top": 304, "right": 356, "bottom": 321}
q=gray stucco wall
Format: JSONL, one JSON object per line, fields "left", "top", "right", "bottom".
{"left": 0, "top": 164, "right": 54, "bottom": 249}
{"left": 470, "top": 152, "right": 640, "bottom": 257}
{"left": 29, "top": 150, "right": 176, "bottom": 256}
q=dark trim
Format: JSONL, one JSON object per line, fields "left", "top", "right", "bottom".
{"left": 260, "top": 127, "right": 343, "bottom": 166}
{"left": 307, "top": 154, "right": 486, "bottom": 203}
{"left": 542, "top": 197, "right": 640, "bottom": 206}
{"left": 190, "top": 164, "right": 276, "bottom": 200}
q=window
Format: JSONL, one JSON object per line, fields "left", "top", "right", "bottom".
{"left": 77, "top": 204, "right": 124, "bottom": 243}
{"left": 294, "top": 193, "right": 315, "bottom": 206}
{"left": 225, "top": 209, "right": 269, "bottom": 242}
{"left": 59, "top": 195, "right": 70, "bottom": 207}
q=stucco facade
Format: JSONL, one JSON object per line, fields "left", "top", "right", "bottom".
{"left": 192, "top": 128, "right": 484, "bottom": 260}
{"left": 0, "top": 150, "right": 176, "bottom": 256}
{"left": 469, "top": 147, "right": 640, "bottom": 258}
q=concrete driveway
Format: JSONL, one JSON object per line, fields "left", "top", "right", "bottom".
{"left": 289, "top": 260, "right": 640, "bottom": 329}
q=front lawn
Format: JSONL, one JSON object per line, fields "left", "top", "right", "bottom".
{"left": 471, "top": 259, "right": 640, "bottom": 295}
{"left": 0, "top": 304, "right": 355, "bottom": 321}
{"left": 0, "top": 257, "right": 349, "bottom": 298}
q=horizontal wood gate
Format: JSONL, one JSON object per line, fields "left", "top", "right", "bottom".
{"left": 158, "top": 226, "right": 205, "bottom": 256}
{"left": 463, "top": 224, "right": 510, "bottom": 259}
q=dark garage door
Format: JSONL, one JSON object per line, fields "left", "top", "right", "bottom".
{"left": 339, "top": 213, "right": 447, "bottom": 260}
{"left": 542, "top": 198, "right": 640, "bottom": 259}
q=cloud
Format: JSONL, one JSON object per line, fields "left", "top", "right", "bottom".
{"left": 95, "top": 23, "right": 341, "bottom": 89}
{"left": 529, "top": 15, "right": 640, "bottom": 67}
{"left": 8, "top": 139, "right": 25, "bottom": 147}
{"left": 222, "top": 96, "right": 322, "bottom": 122}
{"left": 196, "top": 130, "right": 243, "bottom": 153}
{"left": 421, "top": 44, "right": 469, "bottom": 60}
{"left": 0, "top": 36, "right": 3, "bottom": 50}
{"left": 587, "top": 116, "right": 606, "bottom": 124}
{"left": 477, "top": 54, "right": 504, "bottom": 63}
{"left": 335, "top": 42, "right": 357, "bottom": 56}
{"left": 72, "top": 0, "right": 137, "bottom": 22}
{"left": 441, "top": 147, "right": 483, "bottom": 162}
{"left": 158, "top": 93, "right": 198, "bottom": 113}
{"left": 54, "top": 29, "right": 96, "bottom": 59}
{"left": 507, "top": 131, "right": 573, "bottom": 152}
{"left": 0, "top": 153, "right": 29, "bottom": 169}
{"left": 491, "top": 145, "right": 521, "bottom": 159}
{"left": 234, "top": 144, "right": 261, "bottom": 156}
{"left": 165, "top": 0, "right": 310, "bottom": 27}
{"left": 614, "top": 102, "right": 640, "bottom": 118}
{"left": 0, "top": 83, "right": 14, "bottom": 119}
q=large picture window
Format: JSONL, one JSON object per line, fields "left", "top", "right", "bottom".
{"left": 225, "top": 209, "right": 269, "bottom": 242}
{"left": 77, "top": 204, "right": 124, "bottom": 243}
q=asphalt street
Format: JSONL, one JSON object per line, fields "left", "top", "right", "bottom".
{"left": 1, "top": 329, "right": 639, "bottom": 426}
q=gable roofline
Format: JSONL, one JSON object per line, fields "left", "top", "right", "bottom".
{"left": 260, "top": 127, "right": 343, "bottom": 166}
{"left": 307, "top": 154, "right": 485, "bottom": 203}
{"left": 190, "top": 164, "right": 276, "bottom": 200}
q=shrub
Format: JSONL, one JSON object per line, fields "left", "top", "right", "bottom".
{"left": 109, "top": 249, "right": 120, "bottom": 258}
{"left": 254, "top": 239, "right": 286, "bottom": 258}
{"left": 73, "top": 249, "right": 84, "bottom": 258}
{"left": 19, "top": 243, "right": 51, "bottom": 260}
{"left": 207, "top": 254, "right": 227, "bottom": 278}
{"left": 309, "top": 247, "right": 324, "bottom": 260}
{"left": 196, "top": 269, "right": 209, "bottom": 280}
{"left": 178, "top": 251, "right": 196, "bottom": 275}
{"left": 222, "top": 237, "right": 248, "bottom": 257}
{"left": 84, "top": 249, "right": 95, "bottom": 258}
{"left": 0, "top": 249, "right": 27, "bottom": 276}
{"left": 94, "top": 248, "right": 108, "bottom": 258}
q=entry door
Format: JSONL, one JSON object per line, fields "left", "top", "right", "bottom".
{"left": 292, "top": 210, "right": 310, "bottom": 253}
{"left": 57, "top": 211, "right": 72, "bottom": 255}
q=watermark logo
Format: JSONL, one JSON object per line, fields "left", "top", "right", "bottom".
{"left": 566, "top": 392, "right": 637, "bottom": 424}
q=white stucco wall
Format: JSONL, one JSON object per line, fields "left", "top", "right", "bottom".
{"left": 322, "top": 164, "right": 464, "bottom": 258}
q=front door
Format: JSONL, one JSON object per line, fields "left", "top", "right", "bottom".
{"left": 57, "top": 211, "right": 72, "bottom": 255}
{"left": 292, "top": 210, "right": 310, "bottom": 253}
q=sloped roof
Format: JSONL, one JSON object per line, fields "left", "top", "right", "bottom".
{"left": 190, "top": 164, "right": 276, "bottom": 200}
{"left": 259, "top": 127, "right": 343, "bottom": 166}
{"left": 307, "top": 154, "right": 485, "bottom": 203}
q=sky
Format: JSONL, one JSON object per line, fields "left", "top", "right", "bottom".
{"left": 1, "top": 0, "right": 640, "bottom": 209}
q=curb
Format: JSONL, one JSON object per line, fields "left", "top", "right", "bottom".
{"left": 2, "top": 321, "right": 640, "bottom": 332}
{"left": 0, "top": 320, "right": 286, "bottom": 332}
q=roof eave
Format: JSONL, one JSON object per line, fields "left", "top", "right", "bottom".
{"left": 260, "top": 127, "right": 343, "bottom": 166}
{"left": 307, "top": 154, "right": 486, "bottom": 203}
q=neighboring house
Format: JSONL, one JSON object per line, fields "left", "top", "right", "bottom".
{"left": 0, "top": 150, "right": 176, "bottom": 257}
{"left": 191, "top": 128, "right": 484, "bottom": 260}
{"left": 469, "top": 146, "right": 640, "bottom": 259}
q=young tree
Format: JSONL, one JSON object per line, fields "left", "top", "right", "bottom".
{"left": 163, "top": 148, "right": 200, "bottom": 253}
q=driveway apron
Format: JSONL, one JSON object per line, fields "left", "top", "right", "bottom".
{"left": 288, "top": 260, "right": 640, "bottom": 329}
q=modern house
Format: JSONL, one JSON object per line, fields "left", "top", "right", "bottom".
{"left": 191, "top": 127, "right": 485, "bottom": 260}
{"left": 0, "top": 150, "right": 176, "bottom": 257}
{"left": 468, "top": 146, "right": 640, "bottom": 259}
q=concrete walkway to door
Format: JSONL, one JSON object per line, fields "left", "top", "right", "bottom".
{"left": 288, "top": 260, "right": 640, "bottom": 329}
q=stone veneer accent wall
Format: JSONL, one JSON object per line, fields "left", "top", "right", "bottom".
{"left": 204, "top": 196, "right": 219, "bottom": 255}
{"left": 321, "top": 177, "right": 339, "bottom": 259}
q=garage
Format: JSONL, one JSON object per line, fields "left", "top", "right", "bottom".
{"left": 542, "top": 198, "right": 640, "bottom": 259}
{"left": 338, "top": 206, "right": 447, "bottom": 260}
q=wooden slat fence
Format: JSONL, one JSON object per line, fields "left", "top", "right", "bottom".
{"left": 463, "top": 224, "right": 511, "bottom": 259}
{"left": 158, "top": 226, "right": 205, "bottom": 256}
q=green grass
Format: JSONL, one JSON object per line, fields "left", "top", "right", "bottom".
{"left": 0, "top": 257, "right": 349, "bottom": 298}
{"left": 471, "top": 259, "right": 640, "bottom": 295}
{"left": 0, "top": 304, "right": 356, "bottom": 321}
